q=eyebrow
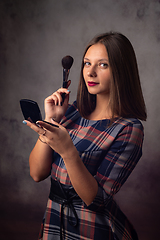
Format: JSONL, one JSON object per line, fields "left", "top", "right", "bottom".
{"left": 84, "top": 57, "right": 109, "bottom": 62}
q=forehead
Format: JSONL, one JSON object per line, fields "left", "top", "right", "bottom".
{"left": 84, "top": 43, "right": 108, "bottom": 60}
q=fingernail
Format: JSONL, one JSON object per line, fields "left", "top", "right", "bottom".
{"left": 67, "top": 90, "right": 71, "bottom": 93}
{"left": 23, "top": 120, "right": 27, "bottom": 125}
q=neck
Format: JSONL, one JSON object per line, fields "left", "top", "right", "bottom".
{"left": 88, "top": 95, "right": 111, "bottom": 120}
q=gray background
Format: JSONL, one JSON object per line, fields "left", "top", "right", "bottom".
{"left": 0, "top": 0, "right": 160, "bottom": 239}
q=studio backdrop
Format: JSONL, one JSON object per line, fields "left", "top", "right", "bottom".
{"left": 0, "top": 0, "right": 160, "bottom": 239}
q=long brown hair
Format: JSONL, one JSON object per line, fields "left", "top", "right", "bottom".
{"left": 77, "top": 32, "right": 147, "bottom": 121}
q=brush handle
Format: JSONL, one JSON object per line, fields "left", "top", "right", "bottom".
{"left": 62, "top": 71, "right": 69, "bottom": 103}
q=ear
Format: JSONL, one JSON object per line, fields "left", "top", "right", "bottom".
{"left": 67, "top": 80, "right": 71, "bottom": 88}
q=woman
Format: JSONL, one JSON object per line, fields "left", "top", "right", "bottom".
{"left": 23, "top": 32, "right": 147, "bottom": 240}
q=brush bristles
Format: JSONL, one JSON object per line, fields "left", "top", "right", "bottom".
{"left": 62, "top": 55, "right": 74, "bottom": 69}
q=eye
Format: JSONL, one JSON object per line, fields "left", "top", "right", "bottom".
{"left": 99, "top": 62, "right": 109, "bottom": 68}
{"left": 84, "top": 61, "right": 91, "bottom": 67}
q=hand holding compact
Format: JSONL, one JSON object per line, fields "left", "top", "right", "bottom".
{"left": 37, "top": 120, "right": 75, "bottom": 157}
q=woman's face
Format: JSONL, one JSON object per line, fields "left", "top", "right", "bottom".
{"left": 83, "top": 43, "right": 111, "bottom": 97}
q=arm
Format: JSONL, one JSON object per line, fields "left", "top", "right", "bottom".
{"left": 87, "top": 121, "right": 144, "bottom": 210}
{"left": 24, "top": 86, "right": 71, "bottom": 182}
{"left": 61, "top": 147, "right": 99, "bottom": 206}
{"left": 28, "top": 125, "right": 53, "bottom": 182}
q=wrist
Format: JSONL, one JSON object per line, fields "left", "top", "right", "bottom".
{"left": 61, "top": 145, "right": 79, "bottom": 163}
{"left": 38, "top": 135, "right": 47, "bottom": 144}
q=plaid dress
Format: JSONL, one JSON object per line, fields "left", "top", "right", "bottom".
{"left": 39, "top": 101, "right": 143, "bottom": 240}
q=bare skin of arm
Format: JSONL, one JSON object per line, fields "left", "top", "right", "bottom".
{"left": 29, "top": 130, "right": 53, "bottom": 182}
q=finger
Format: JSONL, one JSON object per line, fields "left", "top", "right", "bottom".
{"left": 62, "top": 80, "right": 71, "bottom": 104}
{"left": 36, "top": 120, "right": 60, "bottom": 132}
{"left": 63, "top": 91, "right": 70, "bottom": 106}
{"left": 22, "top": 120, "right": 46, "bottom": 135}
{"left": 67, "top": 80, "right": 71, "bottom": 88}
{"left": 52, "top": 92, "right": 62, "bottom": 106}
{"left": 45, "top": 93, "right": 60, "bottom": 106}
{"left": 23, "top": 120, "right": 35, "bottom": 127}
{"left": 46, "top": 89, "right": 69, "bottom": 106}
{"left": 56, "top": 89, "right": 71, "bottom": 105}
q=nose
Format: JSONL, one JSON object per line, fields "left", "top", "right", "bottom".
{"left": 87, "top": 66, "right": 97, "bottom": 77}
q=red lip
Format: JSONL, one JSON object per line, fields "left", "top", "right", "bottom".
{"left": 88, "top": 81, "right": 99, "bottom": 86}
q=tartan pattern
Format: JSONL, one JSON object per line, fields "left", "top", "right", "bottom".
{"left": 39, "top": 101, "right": 143, "bottom": 240}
